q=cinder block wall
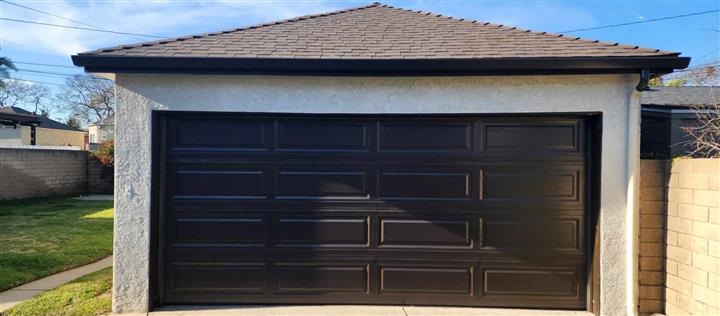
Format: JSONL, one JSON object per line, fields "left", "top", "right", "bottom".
{"left": 639, "top": 158, "right": 720, "bottom": 315}
{"left": 0, "top": 148, "right": 113, "bottom": 200}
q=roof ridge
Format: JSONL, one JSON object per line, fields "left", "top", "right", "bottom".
{"left": 378, "top": 3, "right": 678, "bottom": 57}
{"left": 81, "top": 2, "right": 383, "bottom": 55}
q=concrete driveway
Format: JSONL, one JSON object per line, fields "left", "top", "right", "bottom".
{"left": 123, "top": 305, "right": 594, "bottom": 316}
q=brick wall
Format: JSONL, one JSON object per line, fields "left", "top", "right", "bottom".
{"left": 639, "top": 158, "right": 720, "bottom": 315}
{"left": 0, "top": 148, "right": 113, "bottom": 200}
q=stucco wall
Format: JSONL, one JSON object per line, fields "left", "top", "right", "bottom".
{"left": 112, "top": 73, "right": 642, "bottom": 314}
{"left": 0, "top": 125, "right": 22, "bottom": 145}
{"left": 20, "top": 127, "right": 87, "bottom": 148}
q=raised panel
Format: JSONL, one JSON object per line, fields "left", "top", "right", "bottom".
{"left": 484, "top": 269, "right": 578, "bottom": 297}
{"left": 276, "top": 171, "right": 368, "bottom": 199}
{"left": 276, "top": 121, "right": 368, "bottom": 151}
{"left": 380, "top": 219, "right": 471, "bottom": 248}
{"left": 481, "top": 219, "right": 579, "bottom": 250}
{"left": 276, "top": 218, "right": 369, "bottom": 246}
{"left": 481, "top": 122, "right": 578, "bottom": 152}
{"left": 379, "top": 122, "right": 471, "bottom": 152}
{"left": 380, "top": 267, "right": 473, "bottom": 295}
{"left": 175, "top": 218, "right": 266, "bottom": 245}
{"left": 174, "top": 171, "right": 265, "bottom": 199}
{"left": 174, "top": 121, "right": 266, "bottom": 150}
{"left": 276, "top": 265, "right": 369, "bottom": 293}
{"left": 173, "top": 264, "right": 266, "bottom": 292}
{"left": 483, "top": 171, "right": 578, "bottom": 201}
{"left": 379, "top": 172, "right": 471, "bottom": 200}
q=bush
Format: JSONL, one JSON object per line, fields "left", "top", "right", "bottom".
{"left": 92, "top": 141, "right": 114, "bottom": 167}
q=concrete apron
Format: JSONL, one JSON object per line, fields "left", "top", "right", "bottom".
{"left": 125, "top": 305, "right": 594, "bottom": 316}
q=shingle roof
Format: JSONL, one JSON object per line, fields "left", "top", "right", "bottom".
{"left": 78, "top": 3, "right": 679, "bottom": 60}
{"left": 0, "top": 107, "right": 84, "bottom": 132}
{"left": 641, "top": 87, "right": 720, "bottom": 107}
{"left": 90, "top": 115, "right": 114, "bottom": 127}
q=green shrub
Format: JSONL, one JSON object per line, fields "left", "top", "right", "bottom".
{"left": 92, "top": 141, "right": 114, "bottom": 167}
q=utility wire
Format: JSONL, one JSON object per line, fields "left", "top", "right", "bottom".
{"left": 560, "top": 9, "right": 720, "bottom": 33}
{"left": 11, "top": 78, "right": 66, "bottom": 86}
{"left": 0, "top": 0, "right": 145, "bottom": 41}
{"left": 14, "top": 61, "right": 79, "bottom": 69}
{"left": 0, "top": 17, "right": 166, "bottom": 38}
{"left": 17, "top": 68, "right": 80, "bottom": 77}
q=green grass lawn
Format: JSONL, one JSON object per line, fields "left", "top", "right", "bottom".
{"left": 0, "top": 197, "right": 114, "bottom": 292}
{"left": 4, "top": 267, "right": 112, "bottom": 316}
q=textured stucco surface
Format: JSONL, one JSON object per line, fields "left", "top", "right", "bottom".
{"left": 112, "top": 74, "right": 641, "bottom": 315}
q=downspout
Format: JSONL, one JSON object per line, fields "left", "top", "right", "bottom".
{"left": 635, "top": 68, "right": 650, "bottom": 91}
{"left": 627, "top": 71, "right": 644, "bottom": 315}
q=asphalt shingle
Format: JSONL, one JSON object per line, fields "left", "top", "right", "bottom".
{"left": 641, "top": 87, "right": 720, "bottom": 107}
{"left": 78, "top": 3, "right": 680, "bottom": 60}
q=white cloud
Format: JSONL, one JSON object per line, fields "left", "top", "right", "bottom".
{"left": 0, "top": 0, "right": 598, "bottom": 59}
{"left": 0, "top": 0, "right": 344, "bottom": 56}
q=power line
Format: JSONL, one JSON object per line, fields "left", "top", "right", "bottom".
{"left": 14, "top": 61, "right": 79, "bottom": 69}
{"left": 0, "top": 17, "right": 166, "bottom": 38}
{"left": 17, "top": 68, "right": 80, "bottom": 77}
{"left": 16, "top": 69, "right": 110, "bottom": 81}
{"left": 11, "top": 78, "right": 66, "bottom": 86}
{"left": 560, "top": 9, "right": 720, "bottom": 33}
{"left": 0, "top": 0, "right": 146, "bottom": 41}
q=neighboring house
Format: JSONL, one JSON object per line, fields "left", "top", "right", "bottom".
{"left": 72, "top": 3, "right": 690, "bottom": 315}
{"left": 88, "top": 115, "right": 114, "bottom": 148}
{"left": 0, "top": 107, "right": 87, "bottom": 148}
{"left": 640, "top": 86, "right": 719, "bottom": 158}
{"left": 0, "top": 109, "right": 42, "bottom": 145}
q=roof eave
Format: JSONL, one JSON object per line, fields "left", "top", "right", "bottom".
{"left": 72, "top": 55, "right": 690, "bottom": 76}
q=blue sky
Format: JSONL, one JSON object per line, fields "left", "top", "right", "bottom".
{"left": 1, "top": 0, "right": 718, "bottom": 89}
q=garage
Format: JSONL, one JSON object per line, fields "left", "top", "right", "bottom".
{"left": 71, "top": 2, "right": 690, "bottom": 313}
{"left": 155, "top": 113, "right": 596, "bottom": 309}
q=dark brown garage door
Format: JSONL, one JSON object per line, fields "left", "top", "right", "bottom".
{"left": 156, "top": 113, "right": 595, "bottom": 310}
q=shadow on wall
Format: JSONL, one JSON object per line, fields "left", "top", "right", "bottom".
{"left": 0, "top": 149, "right": 114, "bottom": 200}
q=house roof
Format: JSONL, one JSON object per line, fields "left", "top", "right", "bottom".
{"left": 90, "top": 115, "right": 114, "bottom": 127}
{"left": 72, "top": 3, "right": 690, "bottom": 75}
{"left": 0, "top": 107, "right": 84, "bottom": 132}
{"left": 641, "top": 86, "right": 720, "bottom": 108}
{"left": 0, "top": 107, "right": 43, "bottom": 126}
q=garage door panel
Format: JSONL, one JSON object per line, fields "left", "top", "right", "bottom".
{"left": 483, "top": 268, "right": 579, "bottom": 297}
{"left": 379, "top": 266, "right": 474, "bottom": 295}
{"left": 170, "top": 263, "right": 267, "bottom": 293}
{"left": 482, "top": 169, "right": 580, "bottom": 202}
{"left": 276, "top": 217, "right": 370, "bottom": 247}
{"left": 170, "top": 119, "right": 269, "bottom": 151}
{"left": 276, "top": 121, "right": 370, "bottom": 152}
{"left": 378, "top": 171, "right": 472, "bottom": 200}
{"left": 480, "top": 217, "right": 582, "bottom": 251}
{"left": 276, "top": 170, "right": 370, "bottom": 200}
{"left": 174, "top": 218, "right": 267, "bottom": 245}
{"left": 379, "top": 218, "right": 473, "bottom": 249}
{"left": 172, "top": 170, "right": 267, "bottom": 199}
{"left": 378, "top": 121, "right": 472, "bottom": 152}
{"left": 478, "top": 119, "right": 582, "bottom": 154}
{"left": 160, "top": 113, "right": 593, "bottom": 309}
{"left": 275, "top": 264, "right": 370, "bottom": 294}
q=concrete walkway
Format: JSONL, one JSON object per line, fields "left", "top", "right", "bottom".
{"left": 125, "top": 305, "right": 593, "bottom": 316}
{"left": 0, "top": 256, "right": 112, "bottom": 312}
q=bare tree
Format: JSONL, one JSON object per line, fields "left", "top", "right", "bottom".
{"left": 683, "top": 102, "right": 720, "bottom": 158}
{"left": 26, "top": 84, "right": 50, "bottom": 114}
{"left": 0, "top": 80, "right": 30, "bottom": 107}
{"left": 56, "top": 74, "right": 115, "bottom": 124}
